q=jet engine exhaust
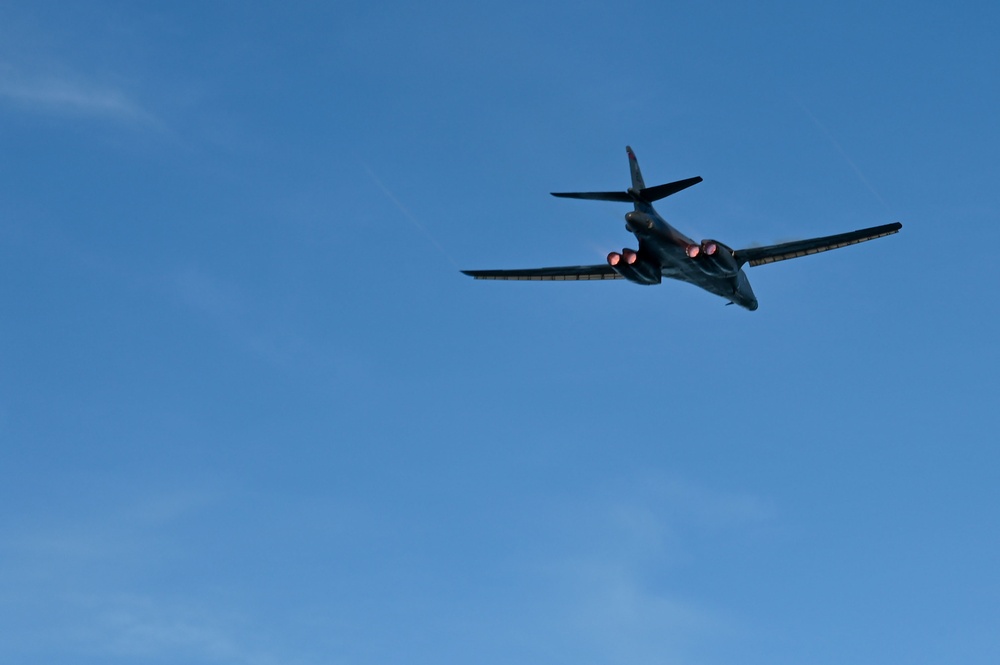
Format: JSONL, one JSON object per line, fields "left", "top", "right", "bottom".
{"left": 694, "top": 239, "right": 739, "bottom": 277}
{"left": 607, "top": 252, "right": 622, "bottom": 266}
{"left": 686, "top": 244, "right": 700, "bottom": 258}
{"left": 622, "top": 248, "right": 638, "bottom": 265}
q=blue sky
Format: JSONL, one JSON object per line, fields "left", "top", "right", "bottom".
{"left": 1, "top": 2, "right": 998, "bottom": 663}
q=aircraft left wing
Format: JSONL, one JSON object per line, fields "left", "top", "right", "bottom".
{"left": 461, "top": 265, "right": 622, "bottom": 281}
{"left": 734, "top": 222, "right": 902, "bottom": 267}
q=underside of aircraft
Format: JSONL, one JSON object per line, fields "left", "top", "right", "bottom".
{"left": 462, "top": 146, "right": 901, "bottom": 310}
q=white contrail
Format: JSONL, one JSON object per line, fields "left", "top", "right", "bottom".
{"left": 792, "top": 95, "right": 894, "bottom": 216}
{"left": 365, "top": 166, "right": 460, "bottom": 269}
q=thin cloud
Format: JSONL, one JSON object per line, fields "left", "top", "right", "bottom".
{"left": 83, "top": 595, "right": 285, "bottom": 665}
{"left": 166, "top": 265, "right": 310, "bottom": 370}
{"left": 0, "top": 69, "right": 157, "bottom": 125}
{"left": 563, "top": 560, "right": 723, "bottom": 664}
{"left": 0, "top": 489, "right": 299, "bottom": 665}
{"left": 519, "top": 475, "right": 772, "bottom": 663}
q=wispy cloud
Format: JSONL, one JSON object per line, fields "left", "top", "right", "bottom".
{"left": 648, "top": 476, "right": 776, "bottom": 530}
{"left": 76, "top": 594, "right": 285, "bottom": 665}
{"left": 0, "top": 488, "right": 302, "bottom": 664}
{"left": 165, "top": 265, "right": 310, "bottom": 370}
{"left": 564, "top": 474, "right": 775, "bottom": 563}
{"left": 0, "top": 66, "right": 157, "bottom": 125}
{"left": 5, "top": 489, "right": 217, "bottom": 567}
{"left": 525, "top": 475, "right": 774, "bottom": 663}
{"left": 560, "top": 560, "right": 722, "bottom": 664}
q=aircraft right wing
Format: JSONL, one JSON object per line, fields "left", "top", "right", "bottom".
{"left": 461, "top": 265, "right": 622, "bottom": 281}
{"left": 734, "top": 222, "right": 902, "bottom": 267}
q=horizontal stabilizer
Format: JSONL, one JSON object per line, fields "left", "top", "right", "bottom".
{"left": 550, "top": 191, "right": 634, "bottom": 202}
{"left": 551, "top": 177, "right": 701, "bottom": 204}
{"left": 735, "top": 222, "right": 902, "bottom": 267}
{"left": 461, "top": 265, "right": 622, "bottom": 281}
{"left": 639, "top": 176, "right": 703, "bottom": 202}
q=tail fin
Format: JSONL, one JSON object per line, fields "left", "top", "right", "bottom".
{"left": 551, "top": 146, "right": 702, "bottom": 204}
{"left": 626, "top": 145, "right": 646, "bottom": 190}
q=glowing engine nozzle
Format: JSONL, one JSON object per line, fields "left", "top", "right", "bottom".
{"left": 685, "top": 244, "right": 700, "bottom": 258}
{"left": 622, "top": 249, "right": 638, "bottom": 265}
{"left": 703, "top": 241, "right": 718, "bottom": 256}
{"left": 607, "top": 252, "right": 622, "bottom": 267}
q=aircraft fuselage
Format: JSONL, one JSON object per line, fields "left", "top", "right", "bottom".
{"left": 623, "top": 196, "right": 759, "bottom": 310}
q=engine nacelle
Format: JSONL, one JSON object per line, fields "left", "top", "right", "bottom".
{"left": 608, "top": 248, "right": 661, "bottom": 285}
{"left": 695, "top": 239, "right": 739, "bottom": 276}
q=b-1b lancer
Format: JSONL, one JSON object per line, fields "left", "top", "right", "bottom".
{"left": 462, "top": 146, "right": 901, "bottom": 310}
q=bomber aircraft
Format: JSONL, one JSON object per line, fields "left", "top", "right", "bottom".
{"left": 462, "top": 146, "right": 901, "bottom": 310}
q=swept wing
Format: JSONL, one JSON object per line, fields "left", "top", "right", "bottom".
{"left": 461, "top": 265, "right": 622, "bottom": 281}
{"left": 734, "top": 222, "right": 902, "bottom": 267}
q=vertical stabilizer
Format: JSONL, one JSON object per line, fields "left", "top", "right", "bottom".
{"left": 626, "top": 145, "right": 646, "bottom": 191}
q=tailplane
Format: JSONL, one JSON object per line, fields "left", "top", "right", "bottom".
{"left": 551, "top": 146, "right": 702, "bottom": 204}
